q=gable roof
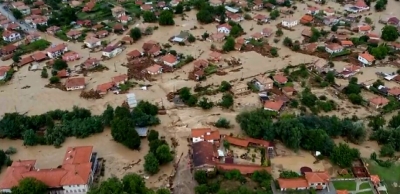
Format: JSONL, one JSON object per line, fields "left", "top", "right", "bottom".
{"left": 278, "top": 178, "right": 309, "bottom": 189}
{"left": 304, "top": 171, "right": 330, "bottom": 183}
{"left": 216, "top": 163, "right": 271, "bottom": 174}
{"left": 192, "top": 141, "right": 216, "bottom": 167}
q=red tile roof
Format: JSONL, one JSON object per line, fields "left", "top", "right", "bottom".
{"left": 96, "top": 82, "right": 114, "bottom": 93}
{"left": 264, "top": 100, "right": 284, "bottom": 111}
{"left": 326, "top": 43, "right": 343, "bottom": 51}
{"left": 224, "top": 136, "right": 250, "bottom": 147}
{"left": 146, "top": 64, "right": 162, "bottom": 73}
{"left": 0, "top": 66, "right": 11, "bottom": 76}
{"left": 209, "top": 51, "right": 222, "bottom": 59}
{"left": 217, "top": 23, "right": 232, "bottom": 30}
{"left": 47, "top": 43, "right": 67, "bottom": 53}
{"left": 57, "top": 69, "right": 69, "bottom": 78}
{"left": 19, "top": 56, "right": 34, "bottom": 66}
{"left": 369, "top": 96, "right": 389, "bottom": 106}
{"left": 388, "top": 87, "right": 400, "bottom": 96}
{"left": 112, "top": 74, "right": 128, "bottom": 83}
{"left": 278, "top": 178, "right": 309, "bottom": 189}
{"left": 273, "top": 74, "right": 288, "bottom": 83}
{"left": 1, "top": 44, "right": 17, "bottom": 53}
{"left": 370, "top": 175, "right": 380, "bottom": 185}
{"left": 304, "top": 171, "right": 330, "bottom": 183}
{"left": 31, "top": 52, "right": 47, "bottom": 61}
{"left": 193, "top": 59, "right": 209, "bottom": 69}
{"left": 358, "top": 25, "right": 371, "bottom": 31}
{"left": 336, "top": 190, "right": 349, "bottom": 194}
{"left": 359, "top": 52, "right": 375, "bottom": 62}
{"left": 355, "top": 0, "right": 368, "bottom": 8}
{"left": 162, "top": 54, "right": 177, "bottom": 64}
{"left": 65, "top": 77, "right": 85, "bottom": 88}
{"left": 216, "top": 163, "right": 271, "bottom": 174}
{"left": 340, "top": 40, "right": 354, "bottom": 46}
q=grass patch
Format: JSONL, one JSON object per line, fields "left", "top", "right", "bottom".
{"left": 121, "top": 2, "right": 140, "bottom": 14}
{"left": 204, "top": 64, "right": 218, "bottom": 76}
{"left": 366, "top": 159, "right": 400, "bottom": 194}
{"left": 359, "top": 182, "right": 371, "bottom": 190}
{"left": 357, "top": 191, "right": 374, "bottom": 194}
{"left": 332, "top": 180, "right": 357, "bottom": 191}
{"left": 330, "top": 49, "right": 351, "bottom": 58}
{"left": 77, "top": 2, "right": 113, "bottom": 22}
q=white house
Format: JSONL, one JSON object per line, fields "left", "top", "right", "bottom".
{"left": 325, "top": 43, "right": 343, "bottom": 54}
{"left": 2, "top": 30, "right": 21, "bottom": 42}
{"left": 358, "top": 52, "right": 375, "bottom": 66}
{"left": 102, "top": 46, "right": 122, "bottom": 58}
{"left": 162, "top": 54, "right": 178, "bottom": 67}
{"left": 46, "top": 44, "right": 68, "bottom": 59}
{"left": 65, "top": 77, "right": 86, "bottom": 91}
{"left": 84, "top": 37, "right": 101, "bottom": 49}
{"left": 281, "top": 18, "right": 298, "bottom": 28}
{"left": 217, "top": 23, "right": 232, "bottom": 34}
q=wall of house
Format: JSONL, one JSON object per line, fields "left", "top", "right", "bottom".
{"left": 0, "top": 189, "right": 11, "bottom": 193}
{"left": 66, "top": 85, "right": 85, "bottom": 91}
{"left": 192, "top": 137, "right": 204, "bottom": 143}
{"left": 164, "top": 61, "right": 178, "bottom": 67}
{"left": 280, "top": 187, "right": 308, "bottom": 191}
{"left": 217, "top": 27, "right": 230, "bottom": 34}
{"left": 63, "top": 184, "right": 89, "bottom": 193}
{"left": 358, "top": 56, "right": 370, "bottom": 65}
{"left": 0, "top": 72, "right": 7, "bottom": 80}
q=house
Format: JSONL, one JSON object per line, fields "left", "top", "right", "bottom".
{"left": 282, "top": 18, "right": 298, "bottom": 28}
{"left": 142, "top": 40, "right": 159, "bottom": 52}
{"left": 340, "top": 65, "right": 361, "bottom": 78}
{"left": 209, "top": 0, "right": 222, "bottom": 6}
{"left": 209, "top": 33, "right": 226, "bottom": 42}
{"left": 162, "top": 54, "right": 178, "bottom": 67}
{"left": 126, "top": 49, "right": 142, "bottom": 59}
{"left": 324, "top": 8, "right": 335, "bottom": 16}
{"left": 367, "top": 32, "right": 380, "bottom": 41}
{"left": 170, "top": 0, "right": 181, "bottom": 7}
{"left": 254, "top": 14, "right": 268, "bottom": 23}
{"left": 113, "top": 23, "right": 125, "bottom": 32}
{"left": 387, "top": 17, "right": 400, "bottom": 25}
{"left": 66, "top": 30, "right": 81, "bottom": 40}
{"left": 140, "top": 4, "right": 153, "bottom": 11}
{"left": 0, "top": 146, "right": 97, "bottom": 194}
{"left": 209, "top": 51, "right": 222, "bottom": 61}
{"left": 304, "top": 43, "right": 318, "bottom": 53}
{"left": 261, "top": 28, "right": 273, "bottom": 37}
{"left": 227, "top": 13, "right": 244, "bottom": 23}
{"left": 31, "top": 52, "right": 47, "bottom": 62}
{"left": 301, "top": 28, "right": 312, "bottom": 38}
{"left": 192, "top": 141, "right": 217, "bottom": 172}
{"left": 82, "top": 0, "right": 96, "bottom": 12}
{"left": 16, "top": 5, "right": 31, "bottom": 15}
{"left": 1, "top": 44, "right": 17, "bottom": 55}
{"left": 46, "top": 26, "right": 61, "bottom": 35}
{"left": 278, "top": 171, "right": 330, "bottom": 191}
{"left": 148, "top": 44, "right": 162, "bottom": 56}
{"left": 82, "top": 58, "right": 100, "bottom": 69}
{"left": 118, "top": 15, "right": 132, "bottom": 24}
{"left": 354, "top": 0, "right": 369, "bottom": 11}
{"left": 325, "top": 43, "right": 343, "bottom": 54}
{"left": 135, "top": 127, "right": 149, "bottom": 137}
{"left": 340, "top": 40, "right": 354, "bottom": 47}
{"left": 18, "top": 56, "right": 34, "bottom": 67}
{"left": 369, "top": 96, "right": 389, "bottom": 109}
{"left": 111, "top": 6, "right": 126, "bottom": 18}
{"left": 2, "top": 30, "right": 21, "bottom": 42}
{"left": 26, "top": 32, "right": 42, "bottom": 43}
{"left": 282, "top": 86, "right": 296, "bottom": 96}
{"left": 62, "top": 51, "right": 80, "bottom": 61}
{"left": 146, "top": 64, "right": 163, "bottom": 75}
{"left": 96, "top": 82, "right": 114, "bottom": 95}
{"left": 307, "top": 6, "right": 319, "bottom": 15}
{"left": 172, "top": 31, "right": 190, "bottom": 43}
{"left": 96, "top": 30, "right": 109, "bottom": 38}
{"left": 0, "top": 66, "right": 11, "bottom": 81}
{"left": 358, "top": 52, "right": 375, "bottom": 66}
{"left": 251, "top": 32, "right": 263, "bottom": 40}
{"left": 217, "top": 23, "right": 232, "bottom": 34}
{"left": 253, "top": 75, "right": 273, "bottom": 91}
{"left": 393, "top": 42, "right": 400, "bottom": 50}
{"left": 264, "top": 100, "right": 285, "bottom": 112}
{"left": 112, "top": 74, "right": 128, "bottom": 86}
{"left": 31, "top": 16, "right": 48, "bottom": 29}
{"left": 225, "top": 6, "right": 240, "bottom": 13}
{"left": 300, "top": 15, "right": 313, "bottom": 25}
{"left": 324, "top": 16, "right": 339, "bottom": 26}
{"left": 191, "top": 128, "right": 220, "bottom": 143}
{"left": 273, "top": 74, "right": 288, "bottom": 84}
{"left": 92, "top": 24, "right": 103, "bottom": 31}
{"left": 388, "top": 87, "right": 400, "bottom": 97}
{"left": 0, "top": 20, "right": 11, "bottom": 29}
{"left": 252, "top": 0, "right": 263, "bottom": 10}
{"left": 65, "top": 77, "right": 86, "bottom": 91}
{"left": 157, "top": 1, "right": 166, "bottom": 8}
{"left": 358, "top": 25, "right": 371, "bottom": 35}
{"left": 6, "top": 23, "right": 20, "bottom": 31}
{"left": 193, "top": 59, "right": 209, "bottom": 69}
{"left": 102, "top": 46, "right": 122, "bottom": 58}
{"left": 46, "top": 44, "right": 68, "bottom": 59}
{"left": 84, "top": 37, "right": 101, "bottom": 49}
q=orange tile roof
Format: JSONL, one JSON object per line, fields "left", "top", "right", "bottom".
{"left": 341, "top": 40, "right": 354, "bottom": 46}
{"left": 337, "top": 190, "right": 349, "bottom": 194}
{"left": 359, "top": 52, "right": 375, "bottom": 62}
{"left": 96, "top": 82, "right": 114, "bottom": 93}
{"left": 358, "top": 25, "right": 371, "bottom": 31}
{"left": 264, "top": 100, "right": 284, "bottom": 111}
{"left": 126, "top": 49, "right": 142, "bottom": 58}
{"left": 146, "top": 64, "right": 162, "bottom": 73}
{"left": 304, "top": 171, "right": 330, "bottom": 184}
{"left": 112, "top": 74, "right": 128, "bottom": 83}
{"left": 31, "top": 52, "right": 47, "bottom": 61}
{"left": 273, "top": 74, "right": 288, "bottom": 83}
{"left": 278, "top": 178, "right": 309, "bottom": 189}
{"left": 63, "top": 146, "right": 93, "bottom": 165}
{"left": 162, "top": 54, "right": 177, "bottom": 64}
{"left": 224, "top": 136, "right": 250, "bottom": 147}
{"left": 191, "top": 128, "right": 212, "bottom": 138}
{"left": 204, "top": 131, "right": 220, "bottom": 141}
{"left": 300, "top": 15, "right": 313, "bottom": 23}
{"left": 370, "top": 175, "right": 380, "bottom": 184}
{"left": 388, "top": 87, "right": 400, "bottom": 96}
{"left": 369, "top": 96, "right": 389, "bottom": 106}
{"left": 216, "top": 163, "right": 271, "bottom": 174}
{"left": 65, "top": 77, "right": 85, "bottom": 88}
{"left": 193, "top": 59, "right": 209, "bottom": 69}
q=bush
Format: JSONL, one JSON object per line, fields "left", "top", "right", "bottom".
{"left": 198, "top": 97, "right": 214, "bottom": 110}
{"left": 215, "top": 118, "right": 231, "bottom": 129}
{"left": 49, "top": 76, "right": 60, "bottom": 84}
{"left": 5, "top": 147, "right": 17, "bottom": 155}
{"left": 41, "top": 68, "right": 48, "bottom": 78}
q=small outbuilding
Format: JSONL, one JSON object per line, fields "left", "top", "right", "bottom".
{"left": 135, "top": 127, "right": 149, "bottom": 137}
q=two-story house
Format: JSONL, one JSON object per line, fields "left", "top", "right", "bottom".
{"left": 325, "top": 43, "right": 344, "bottom": 54}
{"left": 46, "top": 43, "right": 68, "bottom": 59}
{"left": 111, "top": 6, "right": 126, "bottom": 19}
{"left": 358, "top": 52, "right": 375, "bottom": 66}
{"left": 66, "top": 77, "right": 86, "bottom": 91}
{"left": 84, "top": 37, "right": 101, "bottom": 49}
{"left": 2, "top": 30, "right": 21, "bottom": 42}
{"left": 102, "top": 45, "right": 122, "bottom": 58}
{"left": 162, "top": 54, "right": 178, "bottom": 67}
{"left": 252, "top": 75, "right": 273, "bottom": 91}
{"left": 217, "top": 23, "right": 232, "bottom": 34}
{"left": 191, "top": 128, "right": 221, "bottom": 144}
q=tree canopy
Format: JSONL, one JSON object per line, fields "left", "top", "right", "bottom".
{"left": 11, "top": 177, "right": 48, "bottom": 194}
{"left": 130, "top": 27, "right": 142, "bottom": 41}
{"left": 381, "top": 25, "right": 399, "bottom": 41}
{"left": 159, "top": 10, "right": 175, "bottom": 25}
{"left": 143, "top": 11, "right": 158, "bottom": 23}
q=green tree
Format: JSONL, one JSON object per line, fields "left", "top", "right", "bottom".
{"left": 179, "top": 87, "right": 192, "bottom": 101}
{"left": 219, "top": 81, "right": 232, "bottom": 92}
{"left": 325, "top": 71, "right": 335, "bottom": 84}
{"left": 156, "top": 188, "right": 171, "bottom": 194}
{"left": 223, "top": 140, "right": 230, "bottom": 150}
{"left": 215, "top": 117, "right": 231, "bottom": 128}
{"left": 276, "top": 28, "right": 283, "bottom": 37}
{"left": 49, "top": 76, "right": 60, "bottom": 84}
{"left": 348, "top": 93, "right": 363, "bottom": 105}
{"left": 330, "top": 143, "right": 360, "bottom": 167}
{"left": 331, "top": 25, "right": 338, "bottom": 32}
{"left": 223, "top": 37, "right": 235, "bottom": 51}
{"left": 310, "top": 27, "right": 321, "bottom": 42}
{"left": 155, "top": 144, "right": 173, "bottom": 164}
{"left": 142, "top": 11, "right": 157, "bottom": 23}
{"left": 175, "top": 3, "right": 184, "bottom": 14}
{"left": 147, "top": 129, "right": 159, "bottom": 142}
{"left": 12, "top": 52, "right": 21, "bottom": 63}
{"left": 159, "top": 10, "right": 174, "bottom": 26}
{"left": 186, "top": 95, "right": 198, "bottom": 107}
{"left": 195, "top": 184, "right": 208, "bottom": 194}
{"left": 53, "top": 59, "right": 68, "bottom": 70}
{"left": 0, "top": 150, "right": 6, "bottom": 167}
{"left": 22, "top": 129, "right": 37, "bottom": 146}
{"left": 130, "top": 27, "right": 142, "bottom": 41}
{"left": 198, "top": 97, "right": 214, "bottom": 110}
{"left": 188, "top": 34, "right": 196, "bottom": 43}
{"left": 11, "top": 177, "right": 48, "bottom": 194}
{"left": 283, "top": 37, "right": 293, "bottom": 47}
{"left": 219, "top": 93, "right": 234, "bottom": 108}
{"left": 279, "top": 170, "right": 301, "bottom": 178}
{"left": 144, "top": 152, "right": 160, "bottom": 174}
{"left": 375, "top": 0, "right": 386, "bottom": 11}
{"left": 111, "top": 118, "right": 141, "bottom": 150}
{"left": 194, "top": 170, "right": 208, "bottom": 184}
{"left": 136, "top": 101, "right": 159, "bottom": 115}
{"left": 368, "top": 115, "right": 385, "bottom": 131}
{"left": 196, "top": 9, "right": 213, "bottom": 24}
{"left": 380, "top": 144, "right": 395, "bottom": 157}
{"left": 270, "top": 47, "right": 278, "bottom": 57}
{"left": 269, "top": 10, "right": 280, "bottom": 20}
{"left": 101, "top": 105, "right": 114, "bottom": 127}
{"left": 229, "top": 25, "right": 242, "bottom": 38}
{"left": 41, "top": 68, "right": 48, "bottom": 78}
{"left": 87, "top": 177, "right": 123, "bottom": 194}
{"left": 11, "top": 9, "right": 23, "bottom": 20}
{"left": 381, "top": 25, "right": 399, "bottom": 41}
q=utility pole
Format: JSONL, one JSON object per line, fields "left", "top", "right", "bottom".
{"left": 114, "top": 62, "right": 116, "bottom": 72}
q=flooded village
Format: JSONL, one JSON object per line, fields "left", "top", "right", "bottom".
{"left": 0, "top": 0, "right": 400, "bottom": 193}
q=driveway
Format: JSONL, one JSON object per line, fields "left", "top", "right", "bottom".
{"left": 0, "top": 3, "right": 33, "bottom": 32}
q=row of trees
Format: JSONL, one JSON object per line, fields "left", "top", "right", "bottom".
{"left": 194, "top": 169, "right": 273, "bottom": 194}
{"left": 144, "top": 130, "right": 174, "bottom": 174}
{"left": 179, "top": 87, "right": 234, "bottom": 109}
{"left": 370, "top": 111, "right": 400, "bottom": 157}
{"left": 236, "top": 109, "right": 364, "bottom": 167}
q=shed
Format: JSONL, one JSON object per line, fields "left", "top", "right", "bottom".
{"left": 135, "top": 127, "right": 148, "bottom": 137}
{"left": 126, "top": 93, "right": 137, "bottom": 108}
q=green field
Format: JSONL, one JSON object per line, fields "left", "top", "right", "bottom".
{"left": 332, "top": 180, "right": 357, "bottom": 191}
{"left": 358, "top": 182, "right": 371, "bottom": 190}
{"left": 366, "top": 159, "right": 400, "bottom": 194}
{"left": 357, "top": 191, "right": 374, "bottom": 194}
